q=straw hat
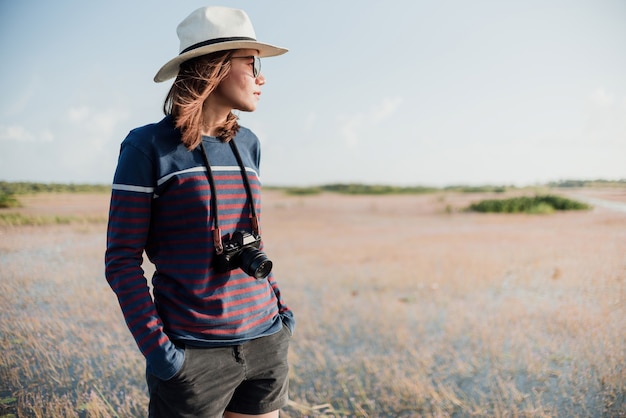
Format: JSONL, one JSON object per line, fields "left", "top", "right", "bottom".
{"left": 154, "top": 6, "right": 288, "bottom": 82}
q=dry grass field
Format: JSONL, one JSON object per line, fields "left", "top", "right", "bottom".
{"left": 1, "top": 188, "right": 624, "bottom": 417}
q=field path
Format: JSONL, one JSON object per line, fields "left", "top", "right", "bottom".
{"left": 571, "top": 194, "right": 626, "bottom": 213}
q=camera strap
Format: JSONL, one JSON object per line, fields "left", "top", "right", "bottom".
{"left": 199, "top": 139, "right": 259, "bottom": 254}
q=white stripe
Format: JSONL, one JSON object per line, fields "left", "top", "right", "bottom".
{"left": 157, "top": 167, "right": 206, "bottom": 186}
{"left": 132, "top": 165, "right": 260, "bottom": 195}
{"left": 212, "top": 165, "right": 259, "bottom": 178}
{"left": 111, "top": 184, "right": 154, "bottom": 193}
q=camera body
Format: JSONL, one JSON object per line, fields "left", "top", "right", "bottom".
{"left": 215, "top": 230, "right": 273, "bottom": 279}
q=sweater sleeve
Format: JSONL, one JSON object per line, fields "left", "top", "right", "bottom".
{"left": 105, "top": 140, "right": 184, "bottom": 380}
{"left": 268, "top": 272, "right": 295, "bottom": 334}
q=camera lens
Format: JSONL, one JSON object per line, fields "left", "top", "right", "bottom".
{"left": 239, "top": 248, "right": 273, "bottom": 279}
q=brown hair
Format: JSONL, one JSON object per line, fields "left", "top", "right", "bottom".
{"left": 163, "top": 51, "right": 240, "bottom": 149}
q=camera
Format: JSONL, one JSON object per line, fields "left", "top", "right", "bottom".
{"left": 215, "top": 230, "right": 273, "bottom": 279}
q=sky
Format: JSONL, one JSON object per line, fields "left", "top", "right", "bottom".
{"left": 1, "top": 1, "right": 625, "bottom": 187}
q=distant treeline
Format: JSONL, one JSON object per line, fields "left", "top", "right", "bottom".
{"left": 1, "top": 178, "right": 624, "bottom": 199}
{"left": 0, "top": 182, "right": 112, "bottom": 209}
{"left": 275, "top": 184, "right": 439, "bottom": 195}
{"left": 273, "top": 179, "right": 625, "bottom": 196}
{"left": 273, "top": 183, "right": 512, "bottom": 196}
{"left": 0, "top": 181, "right": 607, "bottom": 216}
{"left": 0, "top": 181, "right": 111, "bottom": 195}
{"left": 548, "top": 179, "right": 626, "bottom": 188}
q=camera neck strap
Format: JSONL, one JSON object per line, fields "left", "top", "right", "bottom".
{"left": 199, "top": 139, "right": 259, "bottom": 254}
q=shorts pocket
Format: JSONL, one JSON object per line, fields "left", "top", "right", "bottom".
{"left": 166, "top": 346, "right": 190, "bottom": 383}
{"left": 281, "top": 324, "right": 293, "bottom": 337}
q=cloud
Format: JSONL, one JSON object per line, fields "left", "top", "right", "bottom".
{"left": 583, "top": 88, "right": 626, "bottom": 145}
{"left": 67, "top": 106, "right": 128, "bottom": 133}
{"left": 0, "top": 125, "right": 54, "bottom": 142}
{"left": 371, "top": 97, "right": 404, "bottom": 123}
{"left": 1, "top": 74, "right": 41, "bottom": 118}
{"left": 337, "top": 96, "right": 404, "bottom": 147}
{"left": 589, "top": 88, "right": 614, "bottom": 107}
{"left": 65, "top": 105, "right": 129, "bottom": 150}
{"left": 338, "top": 113, "right": 363, "bottom": 148}
{"left": 303, "top": 112, "right": 317, "bottom": 132}
{"left": 68, "top": 106, "right": 91, "bottom": 123}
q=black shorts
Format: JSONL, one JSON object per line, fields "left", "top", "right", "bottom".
{"left": 147, "top": 325, "right": 291, "bottom": 418}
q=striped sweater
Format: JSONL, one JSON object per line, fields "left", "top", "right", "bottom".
{"left": 105, "top": 116, "right": 294, "bottom": 380}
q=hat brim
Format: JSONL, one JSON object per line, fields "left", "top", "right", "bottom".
{"left": 154, "top": 41, "right": 288, "bottom": 82}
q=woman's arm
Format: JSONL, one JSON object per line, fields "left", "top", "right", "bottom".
{"left": 105, "top": 140, "right": 184, "bottom": 380}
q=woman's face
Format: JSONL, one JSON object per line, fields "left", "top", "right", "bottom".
{"left": 212, "top": 49, "right": 265, "bottom": 112}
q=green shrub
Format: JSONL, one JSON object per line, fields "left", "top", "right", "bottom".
{"left": 468, "top": 195, "right": 591, "bottom": 214}
{"left": 537, "top": 194, "right": 590, "bottom": 210}
{"left": 0, "top": 192, "right": 20, "bottom": 208}
{"left": 526, "top": 202, "right": 555, "bottom": 214}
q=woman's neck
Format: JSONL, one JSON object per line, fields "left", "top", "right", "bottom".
{"left": 201, "top": 101, "right": 231, "bottom": 137}
{"left": 200, "top": 122, "right": 225, "bottom": 137}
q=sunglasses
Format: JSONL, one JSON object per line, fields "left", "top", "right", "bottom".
{"left": 231, "top": 55, "right": 261, "bottom": 78}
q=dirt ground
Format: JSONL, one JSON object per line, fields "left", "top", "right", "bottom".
{"left": 1, "top": 187, "right": 625, "bottom": 416}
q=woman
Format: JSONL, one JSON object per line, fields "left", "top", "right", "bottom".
{"left": 105, "top": 6, "right": 294, "bottom": 417}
